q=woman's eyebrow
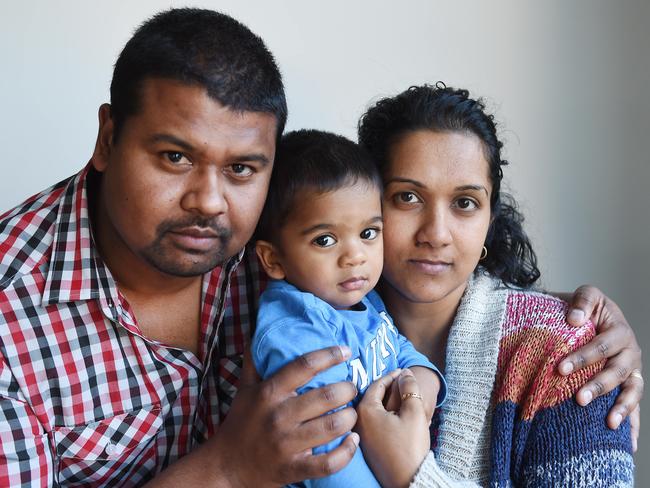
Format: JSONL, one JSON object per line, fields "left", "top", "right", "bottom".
{"left": 455, "top": 184, "right": 489, "bottom": 196}
{"left": 384, "top": 177, "right": 425, "bottom": 188}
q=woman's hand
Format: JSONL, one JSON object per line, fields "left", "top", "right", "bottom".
{"left": 554, "top": 285, "right": 643, "bottom": 449}
{"left": 356, "top": 369, "right": 430, "bottom": 488}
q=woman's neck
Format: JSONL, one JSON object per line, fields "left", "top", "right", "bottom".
{"left": 379, "top": 280, "right": 468, "bottom": 369}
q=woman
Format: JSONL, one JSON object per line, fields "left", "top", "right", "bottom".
{"left": 355, "top": 84, "right": 638, "bottom": 486}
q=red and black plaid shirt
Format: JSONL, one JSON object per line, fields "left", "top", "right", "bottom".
{"left": 0, "top": 165, "right": 266, "bottom": 486}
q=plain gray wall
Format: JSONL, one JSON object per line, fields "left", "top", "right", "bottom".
{"left": 1, "top": 0, "right": 648, "bottom": 484}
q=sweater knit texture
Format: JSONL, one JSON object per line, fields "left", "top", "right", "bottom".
{"left": 409, "top": 271, "right": 634, "bottom": 487}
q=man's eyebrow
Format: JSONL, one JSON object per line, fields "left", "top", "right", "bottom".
{"left": 149, "top": 134, "right": 195, "bottom": 152}
{"left": 232, "top": 153, "right": 272, "bottom": 166}
{"left": 455, "top": 184, "right": 489, "bottom": 196}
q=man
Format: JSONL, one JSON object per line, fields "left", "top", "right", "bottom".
{"left": 0, "top": 7, "right": 642, "bottom": 487}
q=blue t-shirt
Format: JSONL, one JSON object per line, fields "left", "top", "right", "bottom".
{"left": 252, "top": 280, "right": 446, "bottom": 488}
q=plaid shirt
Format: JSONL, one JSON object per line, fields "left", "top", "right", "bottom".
{"left": 0, "top": 165, "right": 265, "bottom": 487}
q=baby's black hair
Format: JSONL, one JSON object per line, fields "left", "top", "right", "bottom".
{"left": 256, "top": 129, "right": 382, "bottom": 242}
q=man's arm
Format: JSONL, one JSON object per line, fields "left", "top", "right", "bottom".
{"left": 553, "top": 285, "right": 643, "bottom": 448}
{"left": 146, "top": 346, "right": 359, "bottom": 488}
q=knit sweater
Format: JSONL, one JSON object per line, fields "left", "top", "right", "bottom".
{"left": 409, "top": 271, "right": 634, "bottom": 487}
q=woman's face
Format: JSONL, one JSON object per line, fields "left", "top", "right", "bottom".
{"left": 381, "top": 130, "right": 493, "bottom": 305}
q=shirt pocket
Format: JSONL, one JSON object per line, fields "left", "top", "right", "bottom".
{"left": 53, "top": 405, "right": 163, "bottom": 487}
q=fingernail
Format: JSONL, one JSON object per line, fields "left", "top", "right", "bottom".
{"left": 612, "top": 413, "right": 622, "bottom": 428}
{"left": 400, "top": 369, "right": 414, "bottom": 377}
{"left": 582, "top": 390, "right": 593, "bottom": 405}
{"left": 339, "top": 346, "right": 351, "bottom": 359}
{"left": 349, "top": 432, "right": 360, "bottom": 446}
{"left": 568, "top": 309, "right": 585, "bottom": 323}
{"left": 559, "top": 362, "right": 574, "bottom": 375}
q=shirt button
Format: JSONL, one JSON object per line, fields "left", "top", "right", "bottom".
{"left": 105, "top": 442, "right": 117, "bottom": 456}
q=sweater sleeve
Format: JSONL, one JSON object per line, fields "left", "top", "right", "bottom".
{"left": 490, "top": 292, "right": 634, "bottom": 486}
{"left": 410, "top": 452, "right": 481, "bottom": 488}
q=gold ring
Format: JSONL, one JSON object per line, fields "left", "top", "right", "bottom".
{"left": 401, "top": 392, "right": 423, "bottom": 401}
{"left": 630, "top": 370, "right": 643, "bottom": 382}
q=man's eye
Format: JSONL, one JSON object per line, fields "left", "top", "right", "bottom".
{"left": 231, "top": 164, "right": 254, "bottom": 177}
{"left": 165, "top": 152, "right": 185, "bottom": 164}
{"left": 313, "top": 235, "right": 336, "bottom": 247}
{"left": 360, "top": 228, "right": 380, "bottom": 240}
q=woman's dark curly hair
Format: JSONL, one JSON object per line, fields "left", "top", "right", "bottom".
{"left": 358, "top": 83, "right": 540, "bottom": 288}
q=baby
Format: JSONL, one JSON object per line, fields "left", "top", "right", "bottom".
{"left": 252, "top": 130, "right": 445, "bottom": 487}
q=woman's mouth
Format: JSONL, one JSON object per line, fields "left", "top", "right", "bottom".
{"left": 408, "top": 259, "right": 452, "bottom": 275}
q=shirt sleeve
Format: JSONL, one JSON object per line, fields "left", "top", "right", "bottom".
{"left": 252, "top": 318, "right": 381, "bottom": 488}
{"left": 0, "top": 355, "right": 53, "bottom": 487}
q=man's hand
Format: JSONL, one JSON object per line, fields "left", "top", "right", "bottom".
{"left": 554, "top": 285, "right": 643, "bottom": 449}
{"left": 212, "top": 345, "right": 359, "bottom": 487}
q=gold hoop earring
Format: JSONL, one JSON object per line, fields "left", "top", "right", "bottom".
{"left": 480, "top": 246, "right": 488, "bottom": 261}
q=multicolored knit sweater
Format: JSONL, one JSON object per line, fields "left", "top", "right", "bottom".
{"left": 410, "top": 272, "right": 634, "bottom": 487}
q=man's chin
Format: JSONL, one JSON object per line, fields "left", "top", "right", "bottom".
{"left": 144, "top": 251, "right": 229, "bottom": 278}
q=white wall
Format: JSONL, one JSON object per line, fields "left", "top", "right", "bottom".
{"left": 1, "top": 0, "right": 648, "bottom": 483}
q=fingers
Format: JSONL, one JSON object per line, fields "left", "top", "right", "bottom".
{"left": 630, "top": 405, "right": 640, "bottom": 453}
{"left": 565, "top": 285, "right": 603, "bottom": 327}
{"left": 289, "top": 381, "right": 357, "bottom": 422}
{"left": 602, "top": 369, "right": 644, "bottom": 430}
{"left": 559, "top": 325, "right": 636, "bottom": 376}
{"left": 240, "top": 344, "right": 261, "bottom": 387}
{"left": 358, "top": 369, "right": 400, "bottom": 408}
{"left": 396, "top": 369, "right": 425, "bottom": 418}
{"left": 268, "top": 346, "right": 351, "bottom": 395}
{"left": 292, "top": 432, "right": 359, "bottom": 481}
{"left": 287, "top": 407, "right": 358, "bottom": 453}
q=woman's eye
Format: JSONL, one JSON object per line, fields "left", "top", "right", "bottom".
{"left": 455, "top": 198, "right": 478, "bottom": 210}
{"left": 313, "top": 235, "right": 336, "bottom": 247}
{"left": 360, "top": 228, "right": 380, "bottom": 240}
{"left": 165, "top": 152, "right": 185, "bottom": 164}
{"left": 231, "top": 164, "right": 254, "bottom": 177}
{"left": 395, "top": 192, "right": 420, "bottom": 204}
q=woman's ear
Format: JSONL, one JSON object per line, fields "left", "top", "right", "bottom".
{"left": 90, "top": 103, "right": 115, "bottom": 173}
{"left": 255, "top": 240, "right": 286, "bottom": 280}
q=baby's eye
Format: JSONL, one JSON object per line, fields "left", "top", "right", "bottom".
{"left": 313, "top": 235, "right": 337, "bottom": 247}
{"left": 360, "top": 228, "right": 380, "bottom": 240}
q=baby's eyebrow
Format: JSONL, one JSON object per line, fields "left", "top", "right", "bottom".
{"left": 301, "top": 223, "right": 333, "bottom": 235}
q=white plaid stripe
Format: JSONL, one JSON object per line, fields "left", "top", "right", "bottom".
{"left": 0, "top": 164, "right": 266, "bottom": 486}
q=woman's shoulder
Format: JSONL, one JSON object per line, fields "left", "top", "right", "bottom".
{"left": 495, "top": 288, "right": 602, "bottom": 415}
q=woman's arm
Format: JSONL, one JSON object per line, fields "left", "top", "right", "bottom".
{"left": 357, "top": 371, "right": 480, "bottom": 488}
{"left": 555, "top": 285, "right": 643, "bottom": 449}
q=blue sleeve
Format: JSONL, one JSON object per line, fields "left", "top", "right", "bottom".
{"left": 253, "top": 318, "right": 381, "bottom": 488}
{"left": 395, "top": 332, "right": 447, "bottom": 407}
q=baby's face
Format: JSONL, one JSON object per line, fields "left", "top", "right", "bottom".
{"left": 275, "top": 181, "right": 383, "bottom": 309}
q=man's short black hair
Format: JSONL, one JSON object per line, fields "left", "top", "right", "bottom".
{"left": 256, "top": 129, "right": 382, "bottom": 242}
{"left": 110, "top": 8, "right": 287, "bottom": 140}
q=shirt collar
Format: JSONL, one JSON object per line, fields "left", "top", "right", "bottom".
{"left": 41, "top": 164, "right": 117, "bottom": 308}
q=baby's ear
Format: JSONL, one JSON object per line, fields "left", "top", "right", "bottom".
{"left": 255, "top": 240, "right": 286, "bottom": 280}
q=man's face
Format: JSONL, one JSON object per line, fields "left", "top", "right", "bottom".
{"left": 92, "top": 78, "right": 277, "bottom": 277}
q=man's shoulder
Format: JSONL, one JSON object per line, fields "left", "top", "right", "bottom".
{"left": 0, "top": 176, "right": 73, "bottom": 290}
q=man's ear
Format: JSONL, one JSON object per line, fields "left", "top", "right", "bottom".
{"left": 255, "top": 240, "right": 286, "bottom": 280}
{"left": 90, "top": 103, "right": 115, "bottom": 173}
